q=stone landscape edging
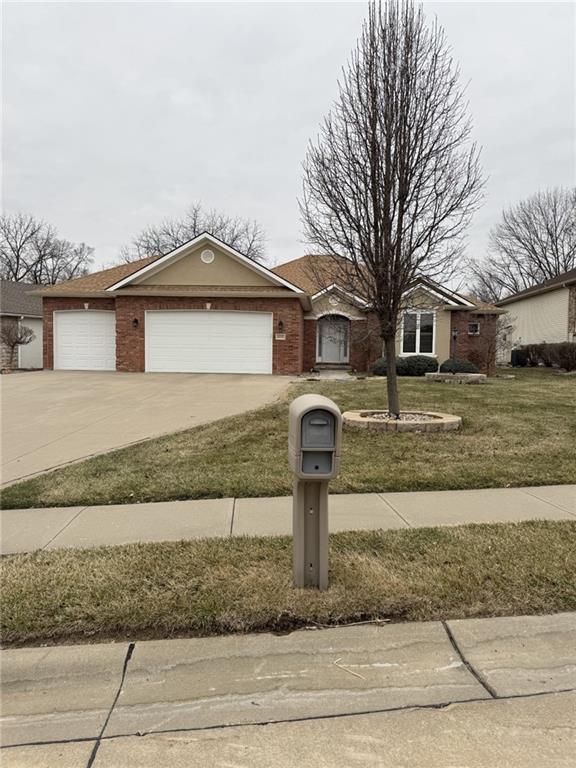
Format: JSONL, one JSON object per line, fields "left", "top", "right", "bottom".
{"left": 342, "top": 410, "right": 462, "bottom": 432}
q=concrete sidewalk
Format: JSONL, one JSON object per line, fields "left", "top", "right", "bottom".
{"left": 1, "top": 613, "right": 575, "bottom": 766}
{"left": 1, "top": 484, "right": 574, "bottom": 555}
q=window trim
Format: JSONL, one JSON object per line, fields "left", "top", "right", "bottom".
{"left": 400, "top": 310, "right": 437, "bottom": 356}
{"left": 468, "top": 322, "right": 481, "bottom": 336}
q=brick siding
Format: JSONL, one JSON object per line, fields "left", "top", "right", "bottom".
{"left": 303, "top": 314, "right": 381, "bottom": 372}
{"left": 44, "top": 296, "right": 303, "bottom": 375}
{"left": 450, "top": 310, "right": 499, "bottom": 375}
{"left": 568, "top": 286, "right": 576, "bottom": 340}
{"left": 43, "top": 297, "right": 116, "bottom": 369}
{"left": 303, "top": 319, "right": 317, "bottom": 371}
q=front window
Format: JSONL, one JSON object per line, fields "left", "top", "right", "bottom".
{"left": 401, "top": 311, "right": 435, "bottom": 355}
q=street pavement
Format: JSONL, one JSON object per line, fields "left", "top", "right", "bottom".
{"left": 1, "top": 484, "right": 574, "bottom": 555}
{"left": 1, "top": 613, "right": 575, "bottom": 766}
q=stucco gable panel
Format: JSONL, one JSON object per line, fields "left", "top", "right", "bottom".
{"left": 308, "top": 290, "right": 366, "bottom": 319}
{"left": 137, "top": 243, "right": 275, "bottom": 288}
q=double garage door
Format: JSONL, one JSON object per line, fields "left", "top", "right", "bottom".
{"left": 54, "top": 310, "right": 273, "bottom": 374}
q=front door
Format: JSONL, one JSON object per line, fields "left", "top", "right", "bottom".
{"left": 317, "top": 315, "right": 350, "bottom": 364}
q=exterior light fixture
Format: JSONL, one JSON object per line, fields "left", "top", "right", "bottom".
{"left": 132, "top": 318, "right": 139, "bottom": 329}
{"left": 278, "top": 320, "right": 285, "bottom": 334}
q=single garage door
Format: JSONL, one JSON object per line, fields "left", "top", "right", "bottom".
{"left": 54, "top": 311, "right": 116, "bottom": 371}
{"left": 146, "top": 311, "right": 273, "bottom": 374}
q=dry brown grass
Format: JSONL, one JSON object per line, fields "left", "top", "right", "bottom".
{"left": 2, "top": 520, "right": 575, "bottom": 647}
{"left": 2, "top": 368, "right": 575, "bottom": 509}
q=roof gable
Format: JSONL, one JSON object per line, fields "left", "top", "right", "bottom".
{"left": 496, "top": 267, "right": 576, "bottom": 306}
{"left": 109, "top": 233, "right": 303, "bottom": 293}
{"left": 273, "top": 255, "right": 480, "bottom": 308}
{"left": 404, "top": 279, "right": 476, "bottom": 307}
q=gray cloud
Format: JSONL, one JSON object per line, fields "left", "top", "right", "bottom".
{"left": 3, "top": 1, "right": 574, "bottom": 270}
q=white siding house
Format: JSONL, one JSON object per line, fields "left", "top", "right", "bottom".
{"left": 496, "top": 269, "right": 576, "bottom": 362}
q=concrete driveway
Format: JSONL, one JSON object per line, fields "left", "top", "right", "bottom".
{"left": 1, "top": 371, "right": 292, "bottom": 485}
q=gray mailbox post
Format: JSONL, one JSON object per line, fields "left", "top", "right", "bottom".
{"left": 288, "top": 394, "right": 342, "bottom": 590}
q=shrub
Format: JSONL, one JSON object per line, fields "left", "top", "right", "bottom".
{"left": 555, "top": 342, "right": 576, "bottom": 372}
{"left": 511, "top": 347, "right": 529, "bottom": 367}
{"left": 398, "top": 355, "right": 439, "bottom": 376}
{"left": 372, "top": 357, "right": 388, "bottom": 376}
{"left": 512, "top": 343, "right": 576, "bottom": 371}
{"left": 440, "top": 359, "right": 480, "bottom": 374}
{"left": 372, "top": 355, "right": 438, "bottom": 377}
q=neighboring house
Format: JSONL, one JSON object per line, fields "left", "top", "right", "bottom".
{"left": 37, "top": 232, "right": 501, "bottom": 375}
{"left": 495, "top": 268, "right": 576, "bottom": 361}
{"left": 0, "top": 280, "right": 43, "bottom": 370}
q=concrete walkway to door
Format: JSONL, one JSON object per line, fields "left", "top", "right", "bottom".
{"left": 0, "top": 371, "right": 291, "bottom": 486}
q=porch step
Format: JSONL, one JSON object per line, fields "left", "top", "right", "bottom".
{"left": 315, "top": 363, "right": 353, "bottom": 371}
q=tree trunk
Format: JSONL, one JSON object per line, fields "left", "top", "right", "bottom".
{"left": 384, "top": 335, "right": 400, "bottom": 418}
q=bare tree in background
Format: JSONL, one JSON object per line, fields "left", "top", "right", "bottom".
{"left": 120, "top": 202, "right": 266, "bottom": 262}
{"left": 300, "top": 0, "right": 483, "bottom": 416}
{"left": 0, "top": 323, "right": 35, "bottom": 370}
{"left": 0, "top": 213, "right": 93, "bottom": 284}
{"left": 469, "top": 187, "right": 576, "bottom": 302}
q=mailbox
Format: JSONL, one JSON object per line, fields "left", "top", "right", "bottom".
{"left": 288, "top": 394, "right": 342, "bottom": 480}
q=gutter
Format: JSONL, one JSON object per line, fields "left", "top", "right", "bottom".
{"left": 496, "top": 280, "right": 576, "bottom": 307}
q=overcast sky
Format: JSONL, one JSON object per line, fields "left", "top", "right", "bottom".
{"left": 3, "top": 1, "right": 574, "bottom": 271}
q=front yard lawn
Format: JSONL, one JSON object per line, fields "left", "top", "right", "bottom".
{"left": 2, "top": 520, "right": 575, "bottom": 647}
{"left": 2, "top": 368, "right": 575, "bottom": 510}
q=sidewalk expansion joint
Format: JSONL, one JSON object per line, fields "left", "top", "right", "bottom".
{"left": 229, "top": 498, "right": 236, "bottom": 536}
{"left": 441, "top": 621, "right": 498, "bottom": 699}
{"left": 85, "top": 641, "right": 135, "bottom": 768}
{"left": 41, "top": 507, "right": 88, "bottom": 551}
{"left": 518, "top": 488, "right": 576, "bottom": 518}
{"left": 377, "top": 494, "right": 412, "bottom": 527}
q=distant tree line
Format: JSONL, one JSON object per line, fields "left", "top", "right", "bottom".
{"left": 468, "top": 186, "right": 576, "bottom": 302}
{"left": 119, "top": 202, "right": 266, "bottom": 263}
{"left": 0, "top": 212, "right": 93, "bottom": 284}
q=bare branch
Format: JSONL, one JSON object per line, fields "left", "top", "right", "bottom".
{"left": 300, "top": 0, "right": 484, "bottom": 414}
{"left": 120, "top": 202, "right": 267, "bottom": 263}
{"left": 468, "top": 187, "right": 576, "bottom": 300}
{"left": 0, "top": 213, "right": 94, "bottom": 284}
{"left": 0, "top": 322, "right": 35, "bottom": 369}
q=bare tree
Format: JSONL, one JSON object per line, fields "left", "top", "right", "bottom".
{"left": 120, "top": 202, "right": 266, "bottom": 263}
{"left": 1, "top": 323, "right": 35, "bottom": 370}
{"left": 469, "top": 187, "right": 576, "bottom": 302}
{"left": 300, "top": 0, "right": 483, "bottom": 416}
{"left": 0, "top": 213, "right": 93, "bottom": 284}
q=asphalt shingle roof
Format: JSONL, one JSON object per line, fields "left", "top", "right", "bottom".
{"left": 496, "top": 267, "right": 576, "bottom": 305}
{"left": 37, "top": 256, "right": 161, "bottom": 295}
{"left": 0, "top": 280, "right": 44, "bottom": 316}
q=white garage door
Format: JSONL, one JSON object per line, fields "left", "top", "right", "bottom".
{"left": 146, "top": 311, "right": 273, "bottom": 374}
{"left": 54, "top": 311, "right": 116, "bottom": 371}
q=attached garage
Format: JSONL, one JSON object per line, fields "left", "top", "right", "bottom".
{"left": 54, "top": 311, "right": 116, "bottom": 371}
{"left": 40, "top": 233, "right": 308, "bottom": 374}
{"left": 145, "top": 310, "right": 273, "bottom": 374}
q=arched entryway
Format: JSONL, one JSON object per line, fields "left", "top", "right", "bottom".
{"left": 316, "top": 314, "right": 350, "bottom": 364}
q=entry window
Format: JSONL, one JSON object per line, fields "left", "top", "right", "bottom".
{"left": 401, "top": 311, "right": 435, "bottom": 355}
